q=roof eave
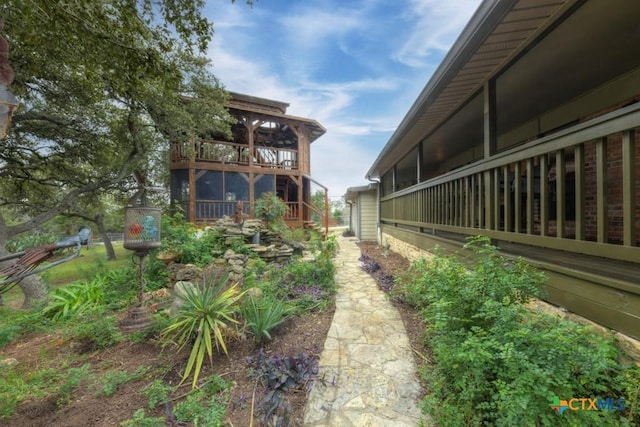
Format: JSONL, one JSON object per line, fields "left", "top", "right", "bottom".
{"left": 366, "top": 0, "right": 517, "bottom": 180}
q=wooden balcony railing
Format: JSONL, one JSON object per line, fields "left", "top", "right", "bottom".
{"left": 381, "top": 103, "right": 640, "bottom": 263}
{"left": 170, "top": 140, "right": 298, "bottom": 170}
{"left": 194, "top": 200, "right": 250, "bottom": 221}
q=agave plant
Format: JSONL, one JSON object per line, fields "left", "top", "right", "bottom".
{"left": 160, "top": 275, "right": 243, "bottom": 388}
{"left": 241, "top": 295, "right": 292, "bottom": 343}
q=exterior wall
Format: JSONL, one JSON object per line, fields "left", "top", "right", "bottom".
{"left": 358, "top": 190, "right": 378, "bottom": 241}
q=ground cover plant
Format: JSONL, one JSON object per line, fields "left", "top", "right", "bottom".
{"left": 394, "top": 236, "right": 640, "bottom": 426}
{"left": 0, "top": 216, "right": 337, "bottom": 426}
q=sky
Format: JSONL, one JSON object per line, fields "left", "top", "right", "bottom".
{"left": 203, "top": 0, "right": 483, "bottom": 201}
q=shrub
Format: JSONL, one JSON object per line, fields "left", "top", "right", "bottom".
{"left": 159, "top": 274, "right": 243, "bottom": 388}
{"left": 398, "top": 236, "right": 637, "bottom": 426}
{"left": 0, "top": 308, "right": 47, "bottom": 348}
{"left": 95, "top": 367, "right": 147, "bottom": 397}
{"left": 170, "top": 376, "right": 231, "bottom": 425}
{"left": 241, "top": 295, "right": 291, "bottom": 343}
{"left": 254, "top": 192, "right": 289, "bottom": 231}
{"left": 159, "top": 211, "right": 225, "bottom": 266}
{"left": 68, "top": 314, "right": 123, "bottom": 351}
{"left": 42, "top": 280, "right": 106, "bottom": 321}
{"left": 142, "top": 379, "right": 174, "bottom": 410}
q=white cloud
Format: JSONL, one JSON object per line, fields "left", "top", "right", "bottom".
{"left": 393, "top": 0, "right": 481, "bottom": 67}
{"left": 204, "top": 0, "right": 480, "bottom": 198}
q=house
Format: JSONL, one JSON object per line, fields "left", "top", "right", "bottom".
{"left": 365, "top": 0, "right": 640, "bottom": 340}
{"left": 345, "top": 183, "right": 378, "bottom": 241}
{"left": 169, "top": 92, "right": 329, "bottom": 233}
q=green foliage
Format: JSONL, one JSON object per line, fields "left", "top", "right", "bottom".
{"left": 96, "top": 367, "right": 148, "bottom": 397}
{"left": 143, "top": 212, "right": 227, "bottom": 289}
{"left": 5, "top": 231, "right": 56, "bottom": 253}
{"left": 159, "top": 212, "right": 226, "bottom": 265}
{"left": 101, "top": 267, "right": 139, "bottom": 307}
{"left": 121, "top": 409, "right": 166, "bottom": 427}
{"left": 0, "top": 308, "right": 47, "bottom": 348}
{"left": 41, "top": 280, "right": 106, "bottom": 321}
{"left": 57, "top": 363, "right": 94, "bottom": 408}
{"left": 397, "top": 236, "right": 636, "bottom": 426}
{"left": 241, "top": 295, "right": 292, "bottom": 343}
{"left": 1, "top": 0, "right": 233, "bottom": 251}
{"left": 69, "top": 315, "right": 123, "bottom": 351}
{"left": 280, "top": 226, "right": 309, "bottom": 246}
{"left": 160, "top": 275, "right": 243, "bottom": 388}
{"left": 399, "top": 236, "right": 543, "bottom": 336}
{"left": 142, "top": 379, "right": 174, "bottom": 410}
{"left": 0, "top": 363, "right": 61, "bottom": 418}
{"left": 242, "top": 236, "right": 337, "bottom": 313}
{"left": 171, "top": 376, "right": 231, "bottom": 426}
{"left": 254, "top": 192, "right": 289, "bottom": 230}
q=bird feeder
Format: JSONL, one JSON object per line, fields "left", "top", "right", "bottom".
{"left": 121, "top": 206, "right": 161, "bottom": 331}
{"left": 124, "top": 207, "right": 161, "bottom": 254}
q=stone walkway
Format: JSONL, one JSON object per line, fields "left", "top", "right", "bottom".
{"left": 303, "top": 236, "right": 426, "bottom": 426}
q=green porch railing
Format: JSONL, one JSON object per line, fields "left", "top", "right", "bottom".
{"left": 381, "top": 103, "right": 640, "bottom": 263}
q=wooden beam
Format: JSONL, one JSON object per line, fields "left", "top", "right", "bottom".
{"left": 540, "top": 155, "right": 549, "bottom": 237}
{"left": 574, "top": 144, "right": 585, "bottom": 241}
{"left": 483, "top": 80, "right": 497, "bottom": 158}
{"left": 556, "top": 150, "right": 565, "bottom": 238}
{"left": 526, "top": 158, "right": 534, "bottom": 234}
{"left": 514, "top": 161, "right": 521, "bottom": 233}
{"left": 622, "top": 130, "right": 636, "bottom": 246}
{"left": 504, "top": 165, "right": 512, "bottom": 233}
{"left": 596, "top": 138, "right": 607, "bottom": 243}
{"left": 493, "top": 168, "right": 500, "bottom": 231}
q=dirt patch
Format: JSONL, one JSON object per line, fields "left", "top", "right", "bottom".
{"left": 1, "top": 242, "right": 425, "bottom": 426}
{"left": 0, "top": 305, "right": 335, "bottom": 427}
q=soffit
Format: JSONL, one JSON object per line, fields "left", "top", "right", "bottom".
{"left": 368, "top": 0, "right": 573, "bottom": 178}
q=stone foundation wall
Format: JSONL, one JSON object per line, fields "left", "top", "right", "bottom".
{"left": 380, "top": 231, "right": 640, "bottom": 364}
{"left": 381, "top": 234, "right": 433, "bottom": 262}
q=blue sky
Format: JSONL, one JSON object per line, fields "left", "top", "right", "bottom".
{"left": 204, "top": 0, "right": 482, "bottom": 200}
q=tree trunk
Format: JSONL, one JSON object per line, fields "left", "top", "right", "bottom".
{"left": 17, "top": 275, "right": 48, "bottom": 309}
{"left": 95, "top": 213, "right": 116, "bottom": 260}
{"left": 0, "top": 246, "right": 48, "bottom": 309}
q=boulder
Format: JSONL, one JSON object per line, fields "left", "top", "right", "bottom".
{"left": 170, "top": 281, "right": 197, "bottom": 316}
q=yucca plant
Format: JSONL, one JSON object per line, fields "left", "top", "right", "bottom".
{"left": 241, "top": 295, "right": 291, "bottom": 343}
{"left": 160, "top": 275, "right": 243, "bottom": 388}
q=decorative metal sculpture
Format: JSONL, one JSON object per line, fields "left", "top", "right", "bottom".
{"left": 0, "top": 226, "right": 93, "bottom": 295}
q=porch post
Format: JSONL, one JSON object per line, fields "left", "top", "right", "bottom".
{"left": 483, "top": 79, "right": 497, "bottom": 159}
{"left": 188, "top": 167, "right": 195, "bottom": 223}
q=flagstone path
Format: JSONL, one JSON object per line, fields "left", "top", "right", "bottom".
{"left": 303, "top": 235, "right": 428, "bottom": 426}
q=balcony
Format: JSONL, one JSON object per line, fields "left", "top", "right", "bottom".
{"left": 170, "top": 139, "right": 298, "bottom": 170}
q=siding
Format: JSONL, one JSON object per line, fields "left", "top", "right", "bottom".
{"left": 358, "top": 190, "right": 378, "bottom": 241}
